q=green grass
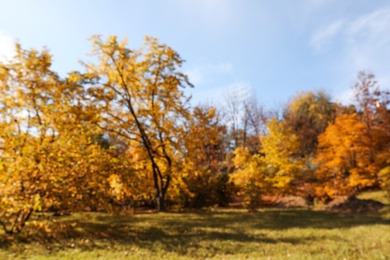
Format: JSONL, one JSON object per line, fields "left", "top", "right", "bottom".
{"left": 1, "top": 192, "right": 390, "bottom": 259}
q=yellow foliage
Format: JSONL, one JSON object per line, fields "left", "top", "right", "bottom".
{"left": 260, "top": 119, "right": 303, "bottom": 192}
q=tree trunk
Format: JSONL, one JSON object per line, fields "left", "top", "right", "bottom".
{"left": 155, "top": 193, "right": 166, "bottom": 212}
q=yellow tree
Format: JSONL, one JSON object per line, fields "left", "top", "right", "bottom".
{"left": 0, "top": 44, "right": 123, "bottom": 234}
{"left": 230, "top": 147, "right": 267, "bottom": 210}
{"left": 260, "top": 118, "right": 303, "bottom": 192}
{"left": 0, "top": 44, "right": 65, "bottom": 234}
{"left": 85, "top": 35, "right": 192, "bottom": 211}
{"left": 176, "top": 105, "right": 232, "bottom": 207}
{"left": 231, "top": 118, "right": 303, "bottom": 209}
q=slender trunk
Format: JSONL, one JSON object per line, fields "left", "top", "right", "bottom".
{"left": 155, "top": 174, "right": 171, "bottom": 212}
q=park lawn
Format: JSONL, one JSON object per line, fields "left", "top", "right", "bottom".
{"left": 1, "top": 193, "right": 389, "bottom": 259}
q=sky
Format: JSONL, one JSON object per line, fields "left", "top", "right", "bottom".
{"left": 0, "top": 0, "right": 389, "bottom": 108}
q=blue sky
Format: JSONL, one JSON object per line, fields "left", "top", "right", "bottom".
{"left": 0, "top": 0, "right": 389, "bottom": 107}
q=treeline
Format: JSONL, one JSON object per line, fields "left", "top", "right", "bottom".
{"left": 0, "top": 36, "right": 389, "bottom": 235}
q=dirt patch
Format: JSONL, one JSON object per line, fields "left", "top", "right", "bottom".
{"left": 326, "top": 196, "right": 384, "bottom": 213}
{"left": 272, "top": 196, "right": 313, "bottom": 208}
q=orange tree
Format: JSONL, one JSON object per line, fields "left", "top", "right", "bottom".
{"left": 314, "top": 114, "right": 379, "bottom": 198}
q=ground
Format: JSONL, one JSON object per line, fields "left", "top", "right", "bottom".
{"left": 0, "top": 191, "right": 389, "bottom": 259}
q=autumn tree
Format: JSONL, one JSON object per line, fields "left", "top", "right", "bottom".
{"left": 0, "top": 43, "right": 127, "bottom": 235}
{"left": 284, "top": 91, "right": 335, "bottom": 158}
{"left": 314, "top": 113, "right": 380, "bottom": 199}
{"left": 175, "top": 105, "right": 232, "bottom": 208}
{"left": 0, "top": 44, "right": 70, "bottom": 234}
{"left": 230, "top": 147, "right": 267, "bottom": 210}
{"left": 351, "top": 71, "right": 390, "bottom": 195}
{"left": 231, "top": 118, "right": 303, "bottom": 209}
{"left": 260, "top": 118, "right": 304, "bottom": 193}
{"left": 85, "top": 35, "right": 192, "bottom": 211}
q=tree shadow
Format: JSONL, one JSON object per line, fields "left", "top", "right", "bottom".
{"left": 2, "top": 208, "right": 389, "bottom": 256}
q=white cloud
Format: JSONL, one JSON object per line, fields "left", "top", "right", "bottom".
{"left": 208, "top": 63, "right": 233, "bottom": 74}
{"left": 189, "top": 86, "right": 228, "bottom": 106}
{"left": 310, "top": 7, "right": 390, "bottom": 97}
{"left": 310, "top": 20, "right": 344, "bottom": 51}
{"left": 348, "top": 8, "right": 390, "bottom": 38}
{"left": 185, "top": 61, "right": 240, "bottom": 105}
{"left": 188, "top": 81, "right": 251, "bottom": 107}
{"left": 223, "top": 81, "right": 251, "bottom": 101}
{"left": 346, "top": 8, "right": 390, "bottom": 70}
{"left": 0, "top": 29, "right": 15, "bottom": 63}
{"left": 185, "top": 62, "right": 234, "bottom": 85}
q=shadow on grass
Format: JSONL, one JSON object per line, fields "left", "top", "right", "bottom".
{"left": 2, "top": 209, "right": 389, "bottom": 256}
{"left": 93, "top": 208, "right": 390, "bottom": 230}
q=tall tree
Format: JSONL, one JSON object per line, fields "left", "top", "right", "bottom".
{"left": 241, "top": 96, "right": 268, "bottom": 152}
{"left": 85, "top": 35, "right": 192, "bottom": 211}
{"left": 352, "top": 71, "right": 390, "bottom": 195}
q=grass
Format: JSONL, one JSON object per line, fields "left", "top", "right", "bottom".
{"left": 1, "top": 193, "right": 390, "bottom": 259}
{"left": 358, "top": 190, "right": 390, "bottom": 205}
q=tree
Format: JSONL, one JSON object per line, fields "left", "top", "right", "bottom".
{"left": 352, "top": 71, "right": 390, "bottom": 193}
{"left": 353, "top": 71, "right": 390, "bottom": 135}
{"left": 177, "top": 105, "right": 232, "bottom": 208}
{"left": 231, "top": 118, "right": 303, "bottom": 209}
{"left": 230, "top": 147, "right": 266, "bottom": 210}
{"left": 260, "top": 118, "right": 304, "bottom": 193}
{"left": 241, "top": 96, "right": 268, "bottom": 153}
{"left": 85, "top": 35, "right": 192, "bottom": 211}
{"left": 0, "top": 43, "right": 125, "bottom": 235}
{"left": 0, "top": 44, "right": 67, "bottom": 234}
{"left": 283, "top": 91, "right": 335, "bottom": 157}
{"left": 314, "top": 114, "right": 378, "bottom": 199}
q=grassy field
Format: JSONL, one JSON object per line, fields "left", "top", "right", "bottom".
{"left": 1, "top": 192, "right": 390, "bottom": 259}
